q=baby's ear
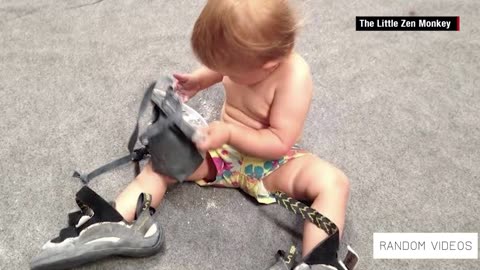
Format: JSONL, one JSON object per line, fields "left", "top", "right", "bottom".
{"left": 262, "top": 60, "right": 280, "bottom": 70}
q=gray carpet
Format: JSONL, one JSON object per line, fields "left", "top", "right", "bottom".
{"left": 0, "top": 0, "right": 478, "bottom": 269}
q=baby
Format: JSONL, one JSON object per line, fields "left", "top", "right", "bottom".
{"left": 31, "top": 0, "right": 350, "bottom": 269}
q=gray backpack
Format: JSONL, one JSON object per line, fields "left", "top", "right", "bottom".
{"left": 73, "top": 77, "right": 203, "bottom": 183}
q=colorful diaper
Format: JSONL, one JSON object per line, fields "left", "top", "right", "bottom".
{"left": 196, "top": 144, "right": 309, "bottom": 204}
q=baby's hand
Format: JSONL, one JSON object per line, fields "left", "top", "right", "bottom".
{"left": 173, "top": 73, "right": 201, "bottom": 102}
{"left": 194, "top": 121, "right": 231, "bottom": 151}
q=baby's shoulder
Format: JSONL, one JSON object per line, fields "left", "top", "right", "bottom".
{"left": 289, "top": 52, "right": 311, "bottom": 72}
{"left": 275, "top": 53, "right": 312, "bottom": 91}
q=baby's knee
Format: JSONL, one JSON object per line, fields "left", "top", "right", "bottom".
{"left": 331, "top": 169, "right": 349, "bottom": 196}
{"left": 316, "top": 166, "right": 350, "bottom": 197}
{"left": 300, "top": 159, "right": 349, "bottom": 199}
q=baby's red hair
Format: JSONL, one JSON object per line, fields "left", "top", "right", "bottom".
{"left": 191, "top": 0, "right": 299, "bottom": 70}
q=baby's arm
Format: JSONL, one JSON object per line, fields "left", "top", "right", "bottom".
{"left": 191, "top": 66, "right": 223, "bottom": 90}
{"left": 174, "top": 66, "right": 223, "bottom": 101}
{"left": 227, "top": 65, "right": 313, "bottom": 159}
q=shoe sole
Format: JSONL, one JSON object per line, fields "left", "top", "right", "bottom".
{"left": 30, "top": 223, "right": 164, "bottom": 270}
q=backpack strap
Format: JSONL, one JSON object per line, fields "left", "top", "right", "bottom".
{"left": 73, "top": 79, "right": 168, "bottom": 184}
{"left": 127, "top": 81, "right": 158, "bottom": 154}
{"left": 72, "top": 147, "right": 148, "bottom": 184}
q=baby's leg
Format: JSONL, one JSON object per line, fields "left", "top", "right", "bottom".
{"left": 263, "top": 155, "right": 349, "bottom": 257}
{"left": 115, "top": 156, "right": 217, "bottom": 222}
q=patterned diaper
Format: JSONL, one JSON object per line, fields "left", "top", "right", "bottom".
{"left": 196, "top": 144, "right": 309, "bottom": 204}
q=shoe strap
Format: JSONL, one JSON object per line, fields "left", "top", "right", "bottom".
{"left": 273, "top": 192, "right": 338, "bottom": 236}
{"left": 134, "top": 192, "right": 154, "bottom": 220}
{"left": 282, "top": 245, "right": 297, "bottom": 269}
{"left": 75, "top": 186, "right": 124, "bottom": 226}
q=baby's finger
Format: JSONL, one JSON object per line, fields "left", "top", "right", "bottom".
{"left": 192, "top": 129, "right": 207, "bottom": 144}
{"left": 176, "top": 90, "right": 188, "bottom": 102}
{"left": 173, "top": 73, "right": 188, "bottom": 83}
{"left": 195, "top": 136, "right": 210, "bottom": 151}
{"left": 172, "top": 80, "right": 180, "bottom": 90}
{"left": 180, "top": 95, "right": 189, "bottom": 102}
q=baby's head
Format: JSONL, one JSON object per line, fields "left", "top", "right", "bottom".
{"left": 191, "top": 0, "right": 299, "bottom": 85}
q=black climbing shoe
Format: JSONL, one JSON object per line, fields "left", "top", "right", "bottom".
{"left": 268, "top": 231, "right": 359, "bottom": 270}
{"left": 30, "top": 186, "right": 164, "bottom": 270}
{"left": 295, "top": 231, "right": 358, "bottom": 270}
{"left": 269, "top": 192, "right": 358, "bottom": 270}
{"left": 301, "top": 231, "right": 345, "bottom": 269}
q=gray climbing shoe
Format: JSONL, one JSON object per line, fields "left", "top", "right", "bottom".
{"left": 30, "top": 186, "right": 164, "bottom": 270}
